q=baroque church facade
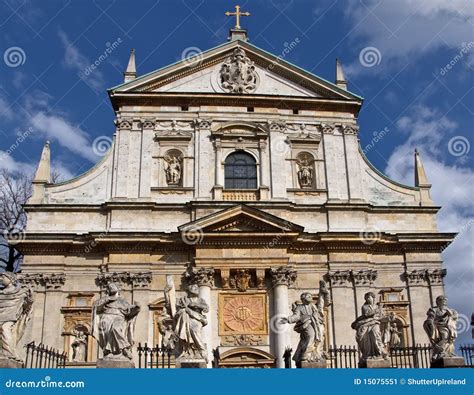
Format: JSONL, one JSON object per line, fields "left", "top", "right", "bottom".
{"left": 17, "top": 24, "right": 454, "bottom": 368}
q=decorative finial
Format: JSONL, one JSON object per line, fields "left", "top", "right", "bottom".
{"left": 335, "top": 59, "right": 347, "bottom": 90}
{"left": 225, "top": 5, "right": 250, "bottom": 30}
{"left": 123, "top": 49, "right": 136, "bottom": 83}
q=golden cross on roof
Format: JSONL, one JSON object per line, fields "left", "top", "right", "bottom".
{"left": 225, "top": 5, "right": 250, "bottom": 30}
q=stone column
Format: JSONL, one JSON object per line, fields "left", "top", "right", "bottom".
{"left": 213, "top": 137, "right": 223, "bottom": 199}
{"left": 193, "top": 268, "right": 215, "bottom": 368}
{"left": 404, "top": 269, "right": 431, "bottom": 345}
{"left": 130, "top": 272, "right": 152, "bottom": 366}
{"left": 327, "top": 270, "right": 355, "bottom": 346}
{"left": 259, "top": 139, "right": 270, "bottom": 199}
{"left": 270, "top": 266, "right": 297, "bottom": 368}
{"left": 426, "top": 269, "right": 447, "bottom": 305}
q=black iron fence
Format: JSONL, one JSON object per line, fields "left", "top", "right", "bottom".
{"left": 24, "top": 341, "right": 67, "bottom": 368}
{"left": 328, "top": 345, "right": 358, "bottom": 368}
{"left": 460, "top": 344, "right": 474, "bottom": 367}
{"left": 389, "top": 344, "right": 431, "bottom": 368}
{"left": 137, "top": 343, "right": 173, "bottom": 368}
{"left": 284, "top": 344, "right": 473, "bottom": 368}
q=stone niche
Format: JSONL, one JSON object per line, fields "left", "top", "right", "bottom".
{"left": 61, "top": 293, "right": 97, "bottom": 366}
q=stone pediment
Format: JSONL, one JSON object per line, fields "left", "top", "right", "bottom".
{"left": 178, "top": 205, "right": 303, "bottom": 235}
{"left": 109, "top": 40, "right": 361, "bottom": 102}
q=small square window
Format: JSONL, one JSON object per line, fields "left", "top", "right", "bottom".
{"left": 292, "top": 109, "right": 299, "bottom": 115}
{"left": 181, "top": 106, "right": 189, "bottom": 111}
{"left": 247, "top": 107, "right": 254, "bottom": 112}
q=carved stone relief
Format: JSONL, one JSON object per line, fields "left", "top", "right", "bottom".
{"left": 219, "top": 48, "right": 258, "bottom": 94}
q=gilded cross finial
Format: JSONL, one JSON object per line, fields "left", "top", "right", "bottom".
{"left": 225, "top": 5, "right": 250, "bottom": 30}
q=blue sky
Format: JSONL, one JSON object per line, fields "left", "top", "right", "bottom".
{"left": 0, "top": 0, "right": 473, "bottom": 344}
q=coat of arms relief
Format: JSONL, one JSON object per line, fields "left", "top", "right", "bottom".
{"left": 219, "top": 48, "right": 259, "bottom": 93}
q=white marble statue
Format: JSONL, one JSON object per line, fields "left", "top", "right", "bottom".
{"left": 91, "top": 283, "right": 140, "bottom": 360}
{"left": 280, "top": 280, "right": 330, "bottom": 365}
{"left": 423, "top": 295, "right": 459, "bottom": 361}
{"left": 297, "top": 160, "right": 313, "bottom": 188}
{"left": 351, "top": 292, "right": 388, "bottom": 363}
{"left": 0, "top": 272, "right": 33, "bottom": 363}
{"left": 164, "top": 155, "right": 182, "bottom": 186}
{"left": 71, "top": 328, "right": 88, "bottom": 362}
{"left": 166, "top": 283, "right": 209, "bottom": 361}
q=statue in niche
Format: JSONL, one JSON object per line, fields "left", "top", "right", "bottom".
{"left": 71, "top": 327, "right": 88, "bottom": 362}
{"left": 296, "top": 153, "right": 314, "bottom": 188}
{"left": 351, "top": 292, "right": 388, "bottom": 364}
{"left": 0, "top": 272, "right": 33, "bottom": 364}
{"left": 91, "top": 282, "right": 140, "bottom": 361}
{"left": 164, "top": 151, "right": 183, "bottom": 186}
{"left": 157, "top": 306, "right": 177, "bottom": 351}
{"left": 280, "top": 280, "right": 331, "bottom": 366}
{"left": 165, "top": 283, "right": 208, "bottom": 361}
{"left": 219, "top": 48, "right": 258, "bottom": 94}
{"left": 423, "top": 295, "right": 459, "bottom": 361}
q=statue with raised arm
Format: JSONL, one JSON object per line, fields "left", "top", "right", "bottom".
{"left": 91, "top": 283, "right": 140, "bottom": 366}
{"left": 0, "top": 272, "right": 33, "bottom": 367}
{"left": 351, "top": 292, "right": 389, "bottom": 367}
{"left": 423, "top": 295, "right": 463, "bottom": 366}
{"left": 280, "top": 280, "right": 331, "bottom": 367}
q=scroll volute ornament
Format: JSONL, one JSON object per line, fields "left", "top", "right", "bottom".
{"left": 219, "top": 48, "right": 258, "bottom": 94}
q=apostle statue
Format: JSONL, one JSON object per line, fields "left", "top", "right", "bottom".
{"left": 351, "top": 292, "right": 388, "bottom": 365}
{"left": 280, "top": 280, "right": 331, "bottom": 366}
{"left": 0, "top": 272, "right": 33, "bottom": 364}
{"left": 91, "top": 283, "right": 140, "bottom": 361}
{"left": 165, "top": 282, "right": 209, "bottom": 361}
{"left": 164, "top": 154, "right": 182, "bottom": 186}
{"left": 71, "top": 327, "right": 88, "bottom": 362}
{"left": 297, "top": 159, "right": 313, "bottom": 188}
{"left": 423, "top": 295, "right": 459, "bottom": 361}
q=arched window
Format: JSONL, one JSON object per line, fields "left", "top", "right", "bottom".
{"left": 225, "top": 151, "right": 257, "bottom": 189}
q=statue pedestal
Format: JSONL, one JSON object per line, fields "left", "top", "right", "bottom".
{"left": 175, "top": 358, "right": 207, "bottom": 368}
{"left": 0, "top": 358, "right": 23, "bottom": 368}
{"left": 299, "top": 359, "right": 327, "bottom": 368}
{"left": 431, "top": 357, "right": 465, "bottom": 368}
{"left": 96, "top": 358, "right": 135, "bottom": 368}
{"left": 359, "top": 358, "right": 391, "bottom": 368}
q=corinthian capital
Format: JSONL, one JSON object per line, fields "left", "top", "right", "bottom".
{"left": 426, "top": 269, "right": 447, "bottom": 285}
{"left": 270, "top": 266, "right": 297, "bottom": 287}
{"left": 326, "top": 270, "right": 352, "bottom": 287}
{"left": 352, "top": 269, "right": 378, "bottom": 287}
{"left": 188, "top": 268, "right": 215, "bottom": 288}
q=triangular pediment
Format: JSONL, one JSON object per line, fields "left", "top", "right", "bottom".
{"left": 178, "top": 205, "right": 304, "bottom": 235}
{"left": 109, "top": 40, "right": 362, "bottom": 102}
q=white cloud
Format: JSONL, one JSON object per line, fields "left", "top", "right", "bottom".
{"left": 58, "top": 30, "right": 105, "bottom": 93}
{"left": 384, "top": 105, "right": 473, "bottom": 344}
{"left": 344, "top": 0, "right": 474, "bottom": 75}
{"left": 30, "top": 112, "right": 97, "bottom": 162}
{"left": 0, "top": 151, "right": 35, "bottom": 175}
